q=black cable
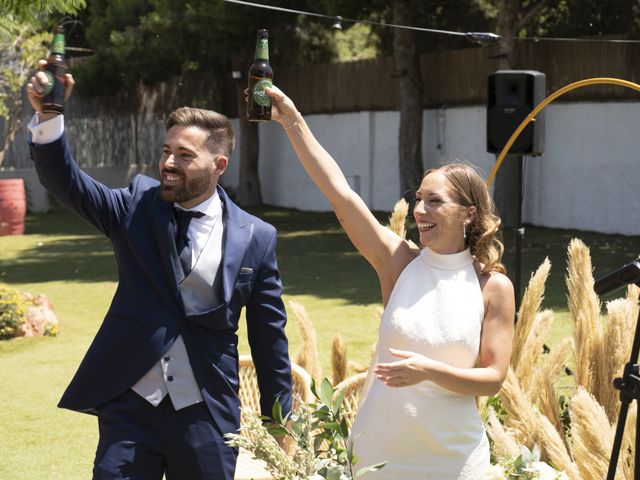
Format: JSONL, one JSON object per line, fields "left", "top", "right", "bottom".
{"left": 223, "top": 0, "right": 640, "bottom": 45}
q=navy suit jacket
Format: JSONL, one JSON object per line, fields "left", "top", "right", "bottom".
{"left": 30, "top": 135, "right": 292, "bottom": 436}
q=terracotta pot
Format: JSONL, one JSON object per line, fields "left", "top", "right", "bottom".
{"left": 0, "top": 178, "right": 27, "bottom": 235}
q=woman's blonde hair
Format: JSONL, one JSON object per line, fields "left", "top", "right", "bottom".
{"left": 424, "top": 163, "right": 506, "bottom": 274}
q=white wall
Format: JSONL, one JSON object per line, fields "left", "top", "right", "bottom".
{"left": 524, "top": 103, "right": 640, "bottom": 235}
{"left": 255, "top": 112, "right": 401, "bottom": 212}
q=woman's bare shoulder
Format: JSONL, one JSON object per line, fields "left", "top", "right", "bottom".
{"left": 473, "top": 264, "right": 514, "bottom": 298}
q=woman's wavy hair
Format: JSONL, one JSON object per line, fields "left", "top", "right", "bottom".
{"left": 423, "top": 163, "right": 506, "bottom": 274}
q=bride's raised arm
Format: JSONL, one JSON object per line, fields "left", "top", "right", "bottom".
{"left": 265, "top": 86, "right": 413, "bottom": 278}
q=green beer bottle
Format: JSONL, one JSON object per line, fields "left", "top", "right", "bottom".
{"left": 247, "top": 29, "right": 273, "bottom": 121}
{"left": 42, "top": 25, "right": 67, "bottom": 115}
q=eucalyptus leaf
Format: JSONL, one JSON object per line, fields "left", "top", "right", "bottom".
{"left": 340, "top": 417, "right": 349, "bottom": 438}
{"left": 265, "top": 424, "right": 289, "bottom": 437}
{"left": 320, "top": 421, "right": 342, "bottom": 432}
{"left": 271, "top": 398, "right": 284, "bottom": 425}
{"left": 333, "top": 388, "right": 347, "bottom": 415}
{"left": 355, "top": 461, "right": 387, "bottom": 478}
{"left": 320, "top": 378, "right": 334, "bottom": 406}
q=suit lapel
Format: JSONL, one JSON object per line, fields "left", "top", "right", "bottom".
{"left": 219, "top": 187, "right": 253, "bottom": 303}
{"left": 151, "top": 191, "right": 184, "bottom": 287}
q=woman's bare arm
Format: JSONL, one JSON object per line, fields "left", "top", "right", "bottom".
{"left": 266, "top": 86, "right": 414, "bottom": 283}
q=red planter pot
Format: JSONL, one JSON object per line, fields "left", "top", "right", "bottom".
{"left": 0, "top": 178, "right": 27, "bottom": 236}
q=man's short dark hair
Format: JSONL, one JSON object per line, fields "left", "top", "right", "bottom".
{"left": 166, "top": 107, "right": 235, "bottom": 157}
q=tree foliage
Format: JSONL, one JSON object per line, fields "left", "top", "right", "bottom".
{"left": 74, "top": 0, "right": 340, "bottom": 95}
{"left": 0, "top": 0, "right": 86, "bottom": 166}
{"left": 0, "top": 0, "right": 85, "bottom": 40}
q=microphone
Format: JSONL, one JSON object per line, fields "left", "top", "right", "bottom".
{"left": 594, "top": 258, "right": 640, "bottom": 296}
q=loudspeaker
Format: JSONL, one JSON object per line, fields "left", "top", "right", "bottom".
{"left": 487, "top": 70, "right": 546, "bottom": 155}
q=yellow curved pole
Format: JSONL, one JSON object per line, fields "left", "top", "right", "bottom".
{"left": 486, "top": 77, "right": 640, "bottom": 188}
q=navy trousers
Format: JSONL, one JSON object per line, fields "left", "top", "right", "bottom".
{"left": 93, "top": 390, "right": 237, "bottom": 480}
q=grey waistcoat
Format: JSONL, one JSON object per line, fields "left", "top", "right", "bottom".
{"left": 132, "top": 212, "right": 224, "bottom": 410}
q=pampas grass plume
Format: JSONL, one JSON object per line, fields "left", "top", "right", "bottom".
{"left": 534, "top": 412, "right": 581, "bottom": 480}
{"left": 288, "top": 300, "right": 322, "bottom": 382}
{"left": 515, "top": 309, "right": 554, "bottom": 395}
{"left": 485, "top": 407, "right": 519, "bottom": 458}
{"left": 512, "top": 258, "right": 551, "bottom": 370}
{"left": 601, "top": 297, "right": 635, "bottom": 421}
{"left": 535, "top": 336, "right": 572, "bottom": 437}
{"left": 570, "top": 387, "right": 614, "bottom": 480}
{"left": 387, "top": 198, "right": 409, "bottom": 239}
{"left": 566, "top": 239, "right": 602, "bottom": 393}
{"left": 331, "top": 334, "right": 348, "bottom": 386}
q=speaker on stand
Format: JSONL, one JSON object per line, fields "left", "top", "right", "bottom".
{"left": 487, "top": 70, "right": 546, "bottom": 310}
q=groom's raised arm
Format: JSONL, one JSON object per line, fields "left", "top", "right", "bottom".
{"left": 27, "top": 61, "right": 131, "bottom": 237}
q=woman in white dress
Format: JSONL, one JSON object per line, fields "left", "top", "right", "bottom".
{"left": 263, "top": 86, "right": 515, "bottom": 479}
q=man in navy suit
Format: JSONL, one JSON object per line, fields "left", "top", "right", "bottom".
{"left": 27, "top": 63, "right": 291, "bottom": 479}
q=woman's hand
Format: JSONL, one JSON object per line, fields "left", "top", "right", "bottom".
{"left": 244, "top": 85, "right": 299, "bottom": 129}
{"left": 374, "top": 348, "right": 438, "bottom": 387}
{"left": 264, "top": 85, "right": 299, "bottom": 129}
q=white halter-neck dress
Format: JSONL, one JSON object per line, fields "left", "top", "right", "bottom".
{"left": 350, "top": 247, "right": 489, "bottom": 479}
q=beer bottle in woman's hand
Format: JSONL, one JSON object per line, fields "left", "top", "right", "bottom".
{"left": 247, "top": 29, "right": 273, "bottom": 121}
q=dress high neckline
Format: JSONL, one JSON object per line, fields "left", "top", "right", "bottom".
{"left": 420, "top": 247, "right": 474, "bottom": 271}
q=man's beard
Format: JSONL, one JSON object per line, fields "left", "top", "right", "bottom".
{"left": 159, "top": 166, "right": 213, "bottom": 204}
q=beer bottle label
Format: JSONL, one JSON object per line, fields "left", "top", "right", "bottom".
{"left": 42, "top": 71, "right": 55, "bottom": 96}
{"left": 252, "top": 78, "right": 273, "bottom": 107}
{"left": 51, "top": 34, "right": 65, "bottom": 54}
{"left": 255, "top": 38, "right": 269, "bottom": 60}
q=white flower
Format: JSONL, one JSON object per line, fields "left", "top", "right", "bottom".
{"left": 531, "top": 461, "right": 564, "bottom": 480}
{"left": 482, "top": 464, "right": 506, "bottom": 480}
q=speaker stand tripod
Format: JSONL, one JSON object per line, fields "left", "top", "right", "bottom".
{"left": 606, "top": 291, "right": 640, "bottom": 480}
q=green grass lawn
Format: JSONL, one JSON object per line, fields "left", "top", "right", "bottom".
{"left": 0, "top": 205, "right": 637, "bottom": 479}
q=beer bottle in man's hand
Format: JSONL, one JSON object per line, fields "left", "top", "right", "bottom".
{"left": 42, "top": 25, "right": 67, "bottom": 115}
{"left": 247, "top": 29, "right": 273, "bottom": 121}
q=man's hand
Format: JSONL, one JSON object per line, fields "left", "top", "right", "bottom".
{"left": 27, "top": 59, "right": 75, "bottom": 122}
